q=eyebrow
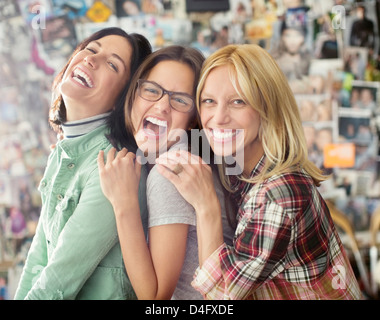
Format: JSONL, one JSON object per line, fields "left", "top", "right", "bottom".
{"left": 93, "top": 40, "right": 128, "bottom": 72}
{"left": 200, "top": 91, "right": 242, "bottom": 101}
{"left": 149, "top": 80, "right": 193, "bottom": 97}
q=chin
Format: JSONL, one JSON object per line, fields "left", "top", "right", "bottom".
{"left": 211, "top": 144, "right": 235, "bottom": 158}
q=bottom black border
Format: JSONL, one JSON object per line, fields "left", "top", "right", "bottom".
{"left": 2, "top": 299, "right": 376, "bottom": 318}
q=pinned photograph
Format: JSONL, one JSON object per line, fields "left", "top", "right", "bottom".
{"left": 345, "top": 80, "right": 380, "bottom": 113}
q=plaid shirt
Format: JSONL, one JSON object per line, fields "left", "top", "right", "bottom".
{"left": 192, "top": 156, "right": 361, "bottom": 300}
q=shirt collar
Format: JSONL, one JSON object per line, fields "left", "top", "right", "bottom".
{"left": 62, "top": 112, "right": 111, "bottom": 138}
{"left": 57, "top": 124, "right": 110, "bottom": 158}
{"left": 231, "top": 154, "right": 267, "bottom": 205}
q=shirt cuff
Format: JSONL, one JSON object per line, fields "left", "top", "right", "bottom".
{"left": 191, "top": 243, "right": 226, "bottom": 298}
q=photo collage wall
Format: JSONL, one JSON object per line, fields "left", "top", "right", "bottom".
{"left": 0, "top": 0, "right": 380, "bottom": 298}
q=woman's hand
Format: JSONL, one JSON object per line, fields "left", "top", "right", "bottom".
{"left": 97, "top": 147, "right": 141, "bottom": 213}
{"left": 156, "top": 150, "right": 224, "bottom": 265}
{"left": 155, "top": 150, "right": 216, "bottom": 213}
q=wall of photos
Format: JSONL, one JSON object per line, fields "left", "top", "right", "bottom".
{"left": 0, "top": 0, "right": 380, "bottom": 299}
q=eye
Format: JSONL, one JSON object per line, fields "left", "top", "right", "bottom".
{"left": 86, "top": 47, "right": 96, "bottom": 54}
{"left": 200, "top": 98, "right": 214, "bottom": 105}
{"left": 231, "top": 99, "right": 246, "bottom": 107}
{"left": 108, "top": 61, "right": 118, "bottom": 72}
{"left": 145, "top": 87, "right": 159, "bottom": 95}
{"left": 173, "top": 96, "right": 188, "bottom": 105}
{"left": 145, "top": 87, "right": 158, "bottom": 94}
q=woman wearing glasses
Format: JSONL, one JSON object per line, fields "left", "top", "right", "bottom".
{"left": 97, "top": 46, "right": 234, "bottom": 299}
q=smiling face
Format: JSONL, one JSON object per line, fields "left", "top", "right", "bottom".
{"left": 60, "top": 35, "right": 132, "bottom": 121}
{"left": 131, "top": 60, "right": 195, "bottom": 157}
{"left": 200, "top": 65, "right": 263, "bottom": 174}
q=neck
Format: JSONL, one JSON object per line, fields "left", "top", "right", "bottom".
{"left": 63, "top": 95, "right": 110, "bottom": 122}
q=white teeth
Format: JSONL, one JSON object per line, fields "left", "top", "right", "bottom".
{"left": 73, "top": 68, "right": 93, "bottom": 88}
{"left": 212, "top": 129, "right": 236, "bottom": 139}
{"left": 73, "top": 77, "right": 84, "bottom": 85}
{"left": 146, "top": 116, "right": 167, "bottom": 127}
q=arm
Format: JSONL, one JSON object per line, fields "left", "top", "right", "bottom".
{"left": 155, "top": 150, "right": 224, "bottom": 266}
{"left": 14, "top": 150, "right": 57, "bottom": 299}
{"left": 193, "top": 201, "right": 293, "bottom": 300}
{"left": 114, "top": 202, "right": 189, "bottom": 300}
{"left": 156, "top": 151, "right": 293, "bottom": 300}
{"left": 13, "top": 218, "right": 48, "bottom": 300}
{"left": 22, "top": 165, "right": 119, "bottom": 299}
{"left": 98, "top": 148, "right": 189, "bottom": 299}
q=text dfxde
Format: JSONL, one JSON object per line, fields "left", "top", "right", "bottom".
{"left": 145, "top": 303, "right": 234, "bottom": 318}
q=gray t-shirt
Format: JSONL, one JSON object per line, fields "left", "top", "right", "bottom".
{"left": 147, "top": 163, "right": 235, "bottom": 300}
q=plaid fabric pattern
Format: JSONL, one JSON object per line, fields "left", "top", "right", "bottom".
{"left": 192, "top": 156, "right": 361, "bottom": 300}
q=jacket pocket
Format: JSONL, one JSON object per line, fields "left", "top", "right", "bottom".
{"left": 76, "top": 266, "right": 137, "bottom": 300}
{"left": 47, "top": 191, "right": 79, "bottom": 248}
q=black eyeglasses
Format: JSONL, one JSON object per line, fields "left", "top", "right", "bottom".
{"left": 137, "top": 79, "right": 195, "bottom": 113}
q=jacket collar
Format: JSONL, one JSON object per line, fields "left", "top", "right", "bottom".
{"left": 57, "top": 124, "right": 110, "bottom": 158}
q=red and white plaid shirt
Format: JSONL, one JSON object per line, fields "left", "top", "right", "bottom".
{"left": 192, "top": 156, "right": 361, "bottom": 300}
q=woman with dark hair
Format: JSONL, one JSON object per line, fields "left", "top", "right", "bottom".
{"left": 14, "top": 27, "right": 152, "bottom": 300}
{"left": 49, "top": 27, "right": 151, "bottom": 143}
{"left": 98, "top": 45, "right": 235, "bottom": 299}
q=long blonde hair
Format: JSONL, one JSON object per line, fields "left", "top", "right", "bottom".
{"left": 196, "top": 44, "right": 327, "bottom": 191}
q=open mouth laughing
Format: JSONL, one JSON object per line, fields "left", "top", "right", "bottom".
{"left": 71, "top": 67, "right": 94, "bottom": 88}
{"left": 143, "top": 116, "right": 168, "bottom": 139}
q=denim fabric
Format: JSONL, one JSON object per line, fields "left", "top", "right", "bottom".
{"left": 14, "top": 125, "right": 148, "bottom": 300}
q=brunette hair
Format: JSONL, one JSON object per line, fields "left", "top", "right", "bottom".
{"left": 123, "top": 45, "right": 205, "bottom": 139}
{"left": 49, "top": 27, "right": 152, "bottom": 133}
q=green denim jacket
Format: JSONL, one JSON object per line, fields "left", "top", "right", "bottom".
{"left": 14, "top": 125, "right": 148, "bottom": 300}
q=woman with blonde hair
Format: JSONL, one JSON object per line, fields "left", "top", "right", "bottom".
{"left": 157, "top": 44, "right": 361, "bottom": 300}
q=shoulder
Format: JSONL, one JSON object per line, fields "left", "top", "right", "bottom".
{"left": 147, "top": 164, "right": 177, "bottom": 193}
{"left": 249, "top": 170, "right": 315, "bottom": 211}
{"left": 147, "top": 165, "right": 196, "bottom": 227}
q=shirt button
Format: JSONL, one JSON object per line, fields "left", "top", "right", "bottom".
{"left": 57, "top": 194, "right": 63, "bottom": 201}
{"left": 68, "top": 163, "right": 75, "bottom": 169}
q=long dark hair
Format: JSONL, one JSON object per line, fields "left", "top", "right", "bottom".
{"left": 49, "top": 27, "right": 152, "bottom": 134}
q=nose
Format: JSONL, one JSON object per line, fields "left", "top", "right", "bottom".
{"left": 213, "top": 103, "right": 230, "bottom": 124}
{"left": 154, "top": 93, "right": 171, "bottom": 113}
{"left": 84, "top": 54, "right": 97, "bottom": 69}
